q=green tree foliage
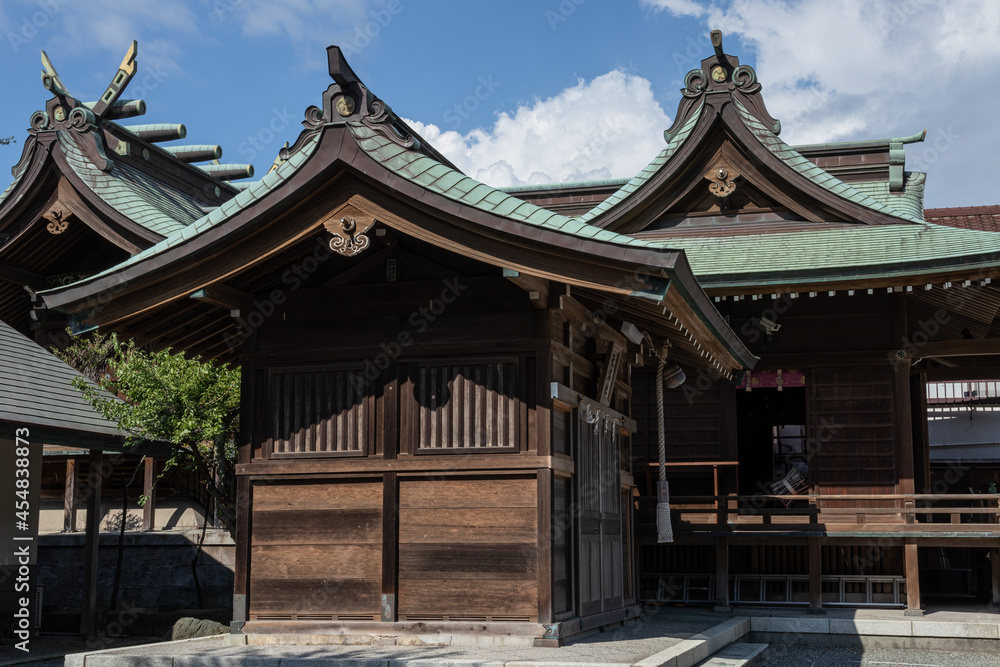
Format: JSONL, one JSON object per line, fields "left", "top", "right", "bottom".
{"left": 57, "top": 331, "right": 240, "bottom": 534}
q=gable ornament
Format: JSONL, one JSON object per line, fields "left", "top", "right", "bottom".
{"left": 44, "top": 206, "right": 70, "bottom": 235}
{"left": 705, "top": 163, "right": 742, "bottom": 199}
{"left": 326, "top": 214, "right": 376, "bottom": 257}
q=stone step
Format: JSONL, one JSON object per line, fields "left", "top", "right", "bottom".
{"left": 694, "top": 641, "right": 769, "bottom": 667}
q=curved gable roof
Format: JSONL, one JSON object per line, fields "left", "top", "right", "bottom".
{"left": 38, "top": 46, "right": 756, "bottom": 374}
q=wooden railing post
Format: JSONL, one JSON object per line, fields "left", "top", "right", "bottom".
{"left": 714, "top": 537, "right": 731, "bottom": 612}
{"left": 904, "top": 539, "right": 922, "bottom": 616}
{"left": 808, "top": 536, "right": 823, "bottom": 613}
{"left": 904, "top": 499, "right": 915, "bottom": 524}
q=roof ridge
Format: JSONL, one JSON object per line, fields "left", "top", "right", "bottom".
{"left": 347, "top": 123, "right": 659, "bottom": 250}
{"left": 732, "top": 97, "right": 925, "bottom": 224}
{"left": 792, "top": 129, "right": 926, "bottom": 153}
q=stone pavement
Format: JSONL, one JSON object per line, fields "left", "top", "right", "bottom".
{"left": 18, "top": 603, "right": 1000, "bottom": 667}
{"left": 59, "top": 615, "right": 753, "bottom": 667}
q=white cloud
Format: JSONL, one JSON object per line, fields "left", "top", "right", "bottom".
{"left": 647, "top": 0, "right": 707, "bottom": 17}
{"left": 643, "top": 0, "right": 1000, "bottom": 207}
{"left": 406, "top": 70, "right": 673, "bottom": 188}
{"left": 216, "top": 0, "right": 395, "bottom": 67}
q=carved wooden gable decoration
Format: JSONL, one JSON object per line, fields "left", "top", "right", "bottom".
{"left": 586, "top": 32, "right": 925, "bottom": 237}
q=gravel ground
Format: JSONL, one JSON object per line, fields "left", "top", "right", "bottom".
{"left": 759, "top": 643, "right": 1000, "bottom": 667}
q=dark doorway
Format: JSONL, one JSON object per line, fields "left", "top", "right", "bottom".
{"left": 736, "top": 387, "right": 807, "bottom": 496}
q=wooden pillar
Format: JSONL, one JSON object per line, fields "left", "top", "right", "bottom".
{"left": 916, "top": 371, "right": 931, "bottom": 493}
{"left": 231, "top": 475, "right": 251, "bottom": 630}
{"left": 714, "top": 537, "right": 730, "bottom": 611}
{"left": 381, "top": 472, "right": 399, "bottom": 622}
{"left": 142, "top": 457, "right": 156, "bottom": 531}
{"left": 904, "top": 540, "right": 922, "bottom": 615}
{"left": 808, "top": 536, "right": 823, "bottom": 613}
{"left": 991, "top": 547, "right": 1000, "bottom": 609}
{"left": 232, "top": 348, "right": 257, "bottom": 632}
{"left": 63, "top": 458, "right": 78, "bottom": 532}
{"left": 537, "top": 468, "right": 554, "bottom": 623}
{"left": 80, "top": 449, "right": 104, "bottom": 637}
{"left": 893, "top": 293, "right": 915, "bottom": 495}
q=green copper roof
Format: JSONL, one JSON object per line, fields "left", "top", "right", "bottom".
{"left": 790, "top": 129, "right": 927, "bottom": 153}
{"left": 573, "top": 100, "right": 705, "bottom": 225}
{"left": 0, "top": 168, "right": 25, "bottom": 209}
{"left": 58, "top": 132, "right": 204, "bottom": 237}
{"left": 498, "top": 178, "right": 631, "bottom": 194}
{"left": 40, "top": 131, "right": 322, "bottom": 294}
{"left": 347, "top": 123, "right": 660, "bottom": 249}
{"left": 850, "top": 172, "right": 925, "bottom": 222}
{"left": 652, "top": 221, "right": 1000, "bottom": 288}
{"left": 732, "top": 98, "right": 924, "bottom": 224}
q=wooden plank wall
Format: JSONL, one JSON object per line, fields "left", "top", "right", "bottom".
{"left": 397, "top": 475, "right": 538, "bottom": 621}
{"left": 249, "top": 479, "right": 382, "bottom": 620}
{"left": 415, "top": 361, "right": 519, "bottom": 451}
{"left": 808, "top": 367, "right": 897, "bottom": 493}
{"left": 631, "top": 367, "right": 722, "bottom": 497}
{"left": 633, "top": 368, "right": 721, "bottom": 461}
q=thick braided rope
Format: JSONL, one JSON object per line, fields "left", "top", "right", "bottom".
{"left": 656, "top": 350, "right": 666, "bottom": 482}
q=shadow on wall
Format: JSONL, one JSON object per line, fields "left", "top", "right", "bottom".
{"left": 36, "top": 528, "right": 234, "bottom": 635}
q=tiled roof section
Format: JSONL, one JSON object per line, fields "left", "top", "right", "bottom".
{"left": 0, "top": 168, "right": 25, "bottom": 209}
{"left": 850, "top": 172, "right": 926, "bottom": 222}
{"left": 58, "top": 132, "right": 205, "bottom": 238}
{"left": 0, "top": 318, "right": 124, "bottom": 437}
{"left": 650, "top": 222, "right": 1000, "bottom": 287}
{"left": 732, "top": 98, "right": 924, "bottom": 224}
{"left": 925, "top": 205, "right": 1000, "bottom": 232}
{"left": 573, "top": 100, "right": 705, "bottom": 225}
{"left": 40, "top": 132, "right": 323, "bottom": 292}
{"left": 347, "top": 123, "right": 660, "bottom": 249}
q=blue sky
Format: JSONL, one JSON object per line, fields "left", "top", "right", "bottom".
{"left": 1, "top": 0, "right": 998, "bottom": 209}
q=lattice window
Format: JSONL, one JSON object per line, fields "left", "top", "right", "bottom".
{"left": 415, "top": 361, "right": 519, "bottom": 451}
{"left": 268, "top": 366, "right": 371, "bottom": 456}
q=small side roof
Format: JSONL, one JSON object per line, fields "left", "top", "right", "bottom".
{"left": 0, "top": 319, "right": 168, "bottom": 454}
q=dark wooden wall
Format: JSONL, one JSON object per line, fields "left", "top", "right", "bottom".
{"left": 809, "top": 367, "right": 897, "bottom": 495}
{"left": 397, "top": 475, "right": 538, "bottom": 621}
{"left": 249, "top": 479, "right": 383, "bottom": 620}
